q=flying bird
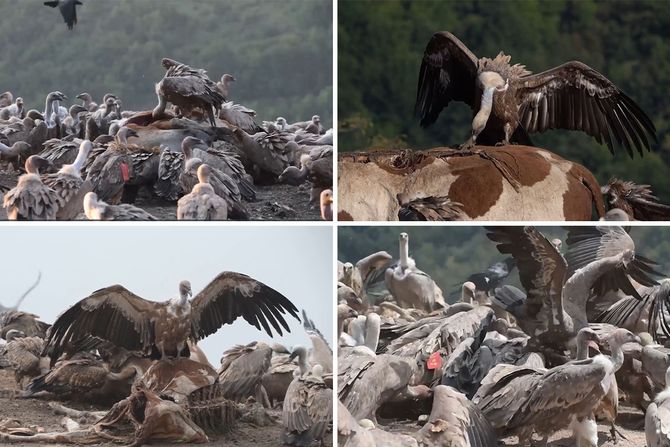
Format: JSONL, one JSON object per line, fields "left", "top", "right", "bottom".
{"left": 44, "top": 272, "right": 300, "bottom": 362}
{"left": 415, "top": 32, "right": 657, "bottom": 157}
{"left": 44, "top": 0, "right": 82, "bottom": 30}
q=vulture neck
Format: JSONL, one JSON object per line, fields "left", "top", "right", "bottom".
{"left": 473, "top": 86, "right": 497, "bottom": 131}
{"left": 363, "top": 314, "right": 380, "bottom": 353}
{"left": 399, "top": 238, "right": 409, "bottom": 270}
{"left": 44, "top": 97, "right": 56, "bottom": 126}
{"left": 564, "top": 254, "right": 626, "bottom": 331}
{"left": 69, "top": 143, "right": 91, "bottom": 172}
{"left": 609, "top": 339, "right": 625, "bottom": 372}
{"left": 461, "top": 284, "right": 473, "bottom": 304}
{"left": 296, "top": 349, "right": 309, "bottom": 375}
{"left": 152, "top": 93, "right": 167, "bottom": 119}
{"left": 576, "top": 333, "right": 592, "bottom": 361}
{"left": 107, "top": 364, "right": 142, "bottom": 382}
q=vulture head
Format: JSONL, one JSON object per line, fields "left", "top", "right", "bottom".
{"left": 5, "top": 329, "right": 26, "bottom": 341}
{"left": 311, "top": 115, "right": 321, "bottom": 124}
{"left": 116, "top": 126, "right": 139, "bottom": 145}
{"left": 27, "top": 110, "right": 44, "bottom": 121}
{"left": 221, "top": 74, "right": 236, "bottom": 84}
{"left": 76, "top": 92, "right": 92, "bottom": 101}
{"left": 69, "top": 104, "right": 87, "bottom": 117}
{"left": 196, "top": 164, "right": 213, "bottom": 184}
{"left": 179, "top": 280, "right": 192, "bottom": 303}
{"left": 606, "top": 328, "right": 641, "bottom": 349}
{"left": 15, "top": 97, "right": 24, "bottom": 107}
{"left": 271, "top": 343, "right": 290, "bottom": 355}
{"left": 25, "top": 155, "right": 51, "bottom": 174}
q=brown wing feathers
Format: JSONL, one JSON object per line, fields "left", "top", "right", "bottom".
{"left": 415, "top": 32, "right": 479, "bottom": 127}
{"left": 43, "top": 285, "right": 153, "bottom": 361}
{"left": 190, "top": 272, "right": 300, "bottom": 341}
{"left": 517, "top": 61, "right": 656, "bottom": 157}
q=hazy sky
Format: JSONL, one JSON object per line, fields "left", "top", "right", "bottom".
{"left": 0, "top": 225, "right": 333, "bottom": 363}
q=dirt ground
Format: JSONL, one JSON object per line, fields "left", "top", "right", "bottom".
{"left": 0, "top": 168, "right": 321, "bottom": 221}
{"left": 0, "top": 370, "right": 333, "bottom": 447}
{"left": 137, "top": 183, "right": 320, "bottom": 221}
{"left": 382, "top": 404, "right": 645, "bottom": 446}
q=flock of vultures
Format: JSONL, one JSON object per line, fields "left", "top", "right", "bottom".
{"left": 0, "top": 62, "right": 333, "bottom": 221}
{"left": 0, "top": 272, "right": 333, "bottom": 446}
{"left": 337, "top": 228, "right": 670, "bottom": 446}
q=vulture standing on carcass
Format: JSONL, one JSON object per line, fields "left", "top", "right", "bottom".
{"left": 416, "top": 32, "right": 657, "bottom": 156}
{"left": 153, "top": 58, "right": 225, "bottom": 126}
{"left": 43, "top": 272, "right": 300, "bottom": 363}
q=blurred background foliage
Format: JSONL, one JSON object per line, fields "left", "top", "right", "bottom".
{"left": 338, "top": 226, "right": 670, "bottom": 303}
{"left": 0, "top": 0, "right": 332, "bottom": 126}
{"left": 339, "top": 0, "right": 670, "bottom": 201}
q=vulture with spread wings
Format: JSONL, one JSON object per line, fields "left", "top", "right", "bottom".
{"left": 487, "top": 226, "right": 661, "bottom": 350}
{"left": 44, "top": 272, "right": 300, "bottom": 362}
{"left": 416, "top": 32, "right": 657, "bottom": 157}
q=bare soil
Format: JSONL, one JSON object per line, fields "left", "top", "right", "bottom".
{"left": 136, "top": 183, "right": 320, "bottom": 221}
{"left": 0, "top": 370, "right": 333, "bottom": 447}
{"left": 382, "top": 404, "right": 645, "bottom": 446}
{"left": 0, "top": 168, "right": 320, "bottom": 221}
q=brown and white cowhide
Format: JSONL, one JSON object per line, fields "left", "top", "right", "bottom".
{"left": 338, "top": 145, "right": 605, "bottom": 221}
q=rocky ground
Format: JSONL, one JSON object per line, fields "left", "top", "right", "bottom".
{"left": 0, "top": 370, "right": 333, "bottom": 446}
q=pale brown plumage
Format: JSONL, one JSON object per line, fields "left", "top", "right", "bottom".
{"left": 415, "top": 385, "right": 497, "bottom": 447}
{"left": 416, "top": 32, "right": 657, "bottom": 156}
{"left": 3, "top": 155, "right": 60, "bottom": 220}
{"left": 177, "top": 163, "right": 230, "bottom": 220}
{"left": 282, "top": 366, "right": 332, "bottom": 446}
{"left": 217, "top": 341, "right": 273, "bottom": 404}
{"left": 1, "top": 332, "right": 46, "bottom": 387}
{"left": 83, "top": 191, "right": 157, "bottom": 221}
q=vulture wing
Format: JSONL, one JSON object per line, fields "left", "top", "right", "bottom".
{"left": 486, "top": 226, "right": 568, "bottom": 337}
{"left": 190, "top": 271, "right": 299, "bottom": 341}
{"left": 218, "top": 342, "right": 272, "bottom": 401}
{"left": 516, "top": 61, "right": 657, "bottom": 157}
{"left": 565, "top": 226, "right": 663, "bottom": 299}
{"left": 44, "top": 285, "right": 156, "bottom": 361}
{"left": 415, "top": 31, "right": 479, "bottom": 127}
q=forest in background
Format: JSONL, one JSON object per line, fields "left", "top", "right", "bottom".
{"left": 339, "top": 0, "right": 670, "bottom": 201}
{"left": 338, "top": 226, "right": 670, "bottom": 303}
{"left": 0, "top": 0, "right": 332, "bottom": 126}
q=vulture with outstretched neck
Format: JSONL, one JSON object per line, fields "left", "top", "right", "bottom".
{"left": 487, "top": 226, "right": 660, "bottom": 351}
{"left": 416, "top": 32, "right": 657, "bottom": 156}
{"left": 44, "top": 272, "right": 300, "bottom": 362}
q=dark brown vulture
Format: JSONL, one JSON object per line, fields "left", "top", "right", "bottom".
{"left": 44, "top": 0, "right": 82, "bottom": 30}
{"left": 153, "top": 58, "right": 225, "bottom": 126}
{"left": 44, "top": 272, "right": 300, "bottom": 362}
{"left": 416, "top": 32, "right": 657, "bottom": 157}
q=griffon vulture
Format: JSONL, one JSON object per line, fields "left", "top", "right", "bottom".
{"left": 416, "top": 32, "right": 657, "bottom": 157}
{"left": 44, "top": 272, "right": 300, "bottom": 362}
